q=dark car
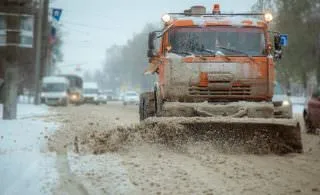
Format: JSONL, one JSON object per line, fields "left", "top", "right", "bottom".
{"left": 303, "top": 88, "right": 320, "bottom": 134}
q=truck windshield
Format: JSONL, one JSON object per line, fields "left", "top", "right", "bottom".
{"left": 84, "top": 88, "right": 98, "bottom": 94}
{"left": 42, "top": 83, "right": 67, "bottom": 92}
{"left": 169, "top": 26, "right": 266, "bottom": 56}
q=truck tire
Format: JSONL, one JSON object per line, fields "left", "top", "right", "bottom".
{"left": 154, "top": 85, "right": 163, "bottom": 116}
{"left": 139, "top": 92, "right": 156, "bottom": 121}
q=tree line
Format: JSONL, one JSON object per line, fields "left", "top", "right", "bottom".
{"left": 84, "top": 24, "right": 157, "bottom": 93}
{"left": 252, "top": 0, "right": 320, "bottom": 94}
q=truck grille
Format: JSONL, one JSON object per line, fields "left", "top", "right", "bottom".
{"left": 273, "top": 101, "right": 282, "bottom": 107}
{"left": 189, "top": 85, "right": 251, "bottom": 96}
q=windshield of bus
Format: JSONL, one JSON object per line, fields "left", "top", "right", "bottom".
{"left": 42, "top": 83, "right": 67, "bottom": 92}
{"left": 169, "top": 26, "right": 266, "bottom": 56}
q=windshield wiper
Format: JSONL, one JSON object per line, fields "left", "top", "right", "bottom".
{"left": 216, "top": 46, "right": 254, "bottom": 61}
{"left": 199, "top": 48, "right": 216, "bottom": 55}
{"left": 199, "top": 47, "right": 233, "bottom": 61}
{"left": 170, "top": 49, "right": 194, "bottom": 56}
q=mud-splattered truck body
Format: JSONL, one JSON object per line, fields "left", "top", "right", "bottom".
{"left": 147, "top": 5, "right": 279, "bottom": 102}
{"left": 140, "top": 4, "right": 303, "bottom": 154}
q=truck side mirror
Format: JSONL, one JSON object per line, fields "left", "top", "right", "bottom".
{"left": 274, "top": 34, "right": 282, "bottom": 60}
{"left": 274, "top": 34, "right": 288, "bottom": 60}
{"left": 147, "top": 31, "right": 157, "bottom": 58}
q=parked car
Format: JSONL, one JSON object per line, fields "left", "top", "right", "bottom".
{"left": 98, "top": 91, "right": 107, "bottom": 104}
{"left": 123, "top": 91, "right": 139, "bottom": 105}
{"left": 303, "top": 88, "right": 320, "bottom": 134}
{"left": 119, "top": 92, "right": 125, "bottom": 101}
{"left": 272, "top": 82, "right": 292, "bottom": 118}
{"left": 83, "top": 82, "right": 100, "bottom": 105}
{"left": 106, "top": 91, "right": 116, "bottom": 101}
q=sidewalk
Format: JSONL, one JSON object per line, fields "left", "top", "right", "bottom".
{"left": 0, "top": 103, "right": 58, "bottom": 195}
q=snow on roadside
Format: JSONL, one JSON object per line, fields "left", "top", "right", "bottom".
{"left": 0, "top": 103, "right": 50, "bottom": 119}
{"left": 293, "top": 104, "right": 304, "bottom": 114}
{"left": 0, "top": 104, "right": 59, "bottom": 195}
{"left": 290, "top": 96, "right": 306, "bottom": 114}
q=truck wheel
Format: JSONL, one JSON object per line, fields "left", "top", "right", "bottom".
{"left": 154, "top": 85, "right": 163, "bottom": 116}
{"left": 139, "top": 92, "right": 155, "bottom": 121}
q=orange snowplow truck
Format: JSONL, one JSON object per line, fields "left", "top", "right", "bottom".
{"left": 140, "top": 4, "right": 302, "bottom": 154}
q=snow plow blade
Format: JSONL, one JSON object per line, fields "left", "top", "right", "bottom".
{"left": 143, "top": 117, "right": 303, "bottom": 154}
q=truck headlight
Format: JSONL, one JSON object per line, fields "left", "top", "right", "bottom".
{"left": 282, "top": 100, "right": 290, "bottom": 106}
{"left": 264, "top": 13, "right": 273, "bottom": 22}
{"left": 70, "top": 94, "right": 78, "bottom": 101}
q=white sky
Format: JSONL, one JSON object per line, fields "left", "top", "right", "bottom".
{"left": 50, "top": 0, "right": 257, "bottom": 75}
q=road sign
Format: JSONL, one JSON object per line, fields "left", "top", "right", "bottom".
{"left": 52, "top": 8, "right": 62, "bottom": 21}
{"left": 280, "top": 34, "right": 288, "bottom": 47}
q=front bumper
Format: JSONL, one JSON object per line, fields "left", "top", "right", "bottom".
{"left": 274, "top": 105, "right": 292, "bottom": 118}
{"left": 84, "top": 97, "right": 98, "bottom": 103}
{"left": 45, "top": 97, "right": 67, "bottom": 105}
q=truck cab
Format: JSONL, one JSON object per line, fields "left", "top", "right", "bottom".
{"left": 146, "top": 5, "right": 286, "bottom": 104}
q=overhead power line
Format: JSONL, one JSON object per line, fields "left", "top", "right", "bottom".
{"left": 49, "top": 8, "right": 111, "bottom": 19}
{"left": 63, "top": 20, "right": 118, "bottom": 31}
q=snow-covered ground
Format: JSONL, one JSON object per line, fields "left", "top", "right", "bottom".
{"left": 290, "top": 96, "right": 306, "bottom": 114}
{"left": 0, "top": 103, "right": 49, "bottom": 119}
{"left": 0, "top": 104, "right": 58, "bottom": 195}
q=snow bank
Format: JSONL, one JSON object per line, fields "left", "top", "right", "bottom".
{"left": 0, "top": 104, "right": 58, "bottom": 195}
{"left": 290, "top": 96, "right": 306, "bottom": 105}
{"left": 290, "top": 96, "right": 306, "bottom": 114}
{"left": 0, "top": 103, "right": 49, "bottom": 119}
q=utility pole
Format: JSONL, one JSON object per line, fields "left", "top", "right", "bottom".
{"left": 34, "top": 0, "right": 44, "bottom": 105}
{"left": 42, "top": 0, "right": 49, "bottom": 76}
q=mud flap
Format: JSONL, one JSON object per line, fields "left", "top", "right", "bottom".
{"left": 143, "top": 117, "right": 303, "bottom": 154}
